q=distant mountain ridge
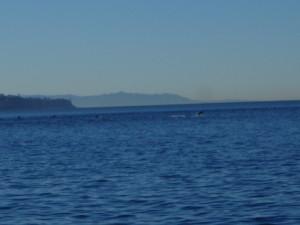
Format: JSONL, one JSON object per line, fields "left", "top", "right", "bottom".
{"left": 29, "top": 92, "right": 194, "bottom": 108}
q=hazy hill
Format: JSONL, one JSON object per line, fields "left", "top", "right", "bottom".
{"left": 32, "top": 92, "right": 194, "bottom": 108}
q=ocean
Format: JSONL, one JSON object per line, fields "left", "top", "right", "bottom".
{"left": 0, "top": 101, "right": 300, "bottom": 224}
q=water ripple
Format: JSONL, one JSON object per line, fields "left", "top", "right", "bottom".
{"left": 0, "top": 106, "right": 300, "bottom": 224}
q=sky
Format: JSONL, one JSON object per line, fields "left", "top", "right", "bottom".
{"left": 0, "top": 0, "right": 300, "bottom": 101}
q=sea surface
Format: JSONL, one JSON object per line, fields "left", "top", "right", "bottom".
{"left": 0, "top": 101, "right": 300, "bottom": 225}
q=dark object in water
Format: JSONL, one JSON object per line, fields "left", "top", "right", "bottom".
{"left": 197, "top": 111, "right": 204, "bottom": 116}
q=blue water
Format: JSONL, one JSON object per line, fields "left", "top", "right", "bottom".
{"left": 1, "top": 102, "right": 300, "bottom": 224}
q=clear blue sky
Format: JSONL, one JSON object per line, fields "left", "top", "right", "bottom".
{"left": 1, "top": 0, "right": 299, "bottom": 101}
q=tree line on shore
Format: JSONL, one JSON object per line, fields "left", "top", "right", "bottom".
{"left": 0, "top": 94, "right": 74, "bottom": 110}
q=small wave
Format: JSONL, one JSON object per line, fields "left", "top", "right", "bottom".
{"left": 170, "top": 114, "right": 186, "bottom": 118}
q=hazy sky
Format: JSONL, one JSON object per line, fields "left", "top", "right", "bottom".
{"left": 1, "top": 0, "right": 299, "bottom": 101}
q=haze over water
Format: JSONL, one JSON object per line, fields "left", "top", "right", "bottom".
{"left": 0, "top": 101, "right": 300, "bottom": 224}
{"left": 1, "top": 0, "right": 300, "bottom": 101}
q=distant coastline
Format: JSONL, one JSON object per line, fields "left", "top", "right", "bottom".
{"left": 2, "top": 92, "right": 299, "bottom": 112}
{"left": 27, "top": 92, "right": 194, "bottom": 108}
{"left": 0, "top": 94, "right": 75, "bottom": 111}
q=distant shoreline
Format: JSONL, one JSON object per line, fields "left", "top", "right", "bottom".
{"left": 23, "top": 92, "right": 300, "bottom": 109}
{"left": 0, "top": 94, "right": 75, "bottom": 111}
{"left": 0, "top": 98, "right": 299, "bottom": 113}
{"left": 70, "top": 99, "right": 300, "bottom": 115}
